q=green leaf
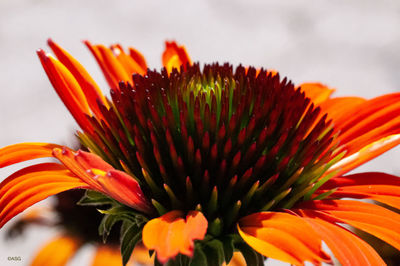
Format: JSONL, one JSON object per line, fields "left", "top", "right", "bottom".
{"left": 204, "top": 239, "right": 225, "bottom": 266}
{"left": 221, "top": 236, "right": 236, "bottom": 264}
{"left": 77, "top": 190, "right": 114, "bottom": 206}
{"left": 189, "top": 244, "right": 208, "bottom": 266}
{"left": 120, "top": 222, "right": 142, "bottom": 266}
{"left": 98, "top": 214, "right": 120, "bottom": 243}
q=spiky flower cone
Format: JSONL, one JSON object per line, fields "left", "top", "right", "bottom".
{"left": 1, "top": 40, "right": 400, "bottom": 266}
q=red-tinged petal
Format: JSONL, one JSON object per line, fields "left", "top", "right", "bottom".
{"left": 31, "top": 235, "right": 82, "bottom": 266}
{"left": 328, "top": 134, "right": 400, "bottom": 176}
{"left": 84, "top": 41, "right": 131, "bottom": 89}
{"left": 162, "top": 41, "right": 191, "bottom": 73}
{"left": 142, "top": 210, "right": 207, "bottom": 263}
{"left": 95, "top": 169, "right": 153, "bottom": 214}
{"left": 111, "top": 44, "right": 146, "bottom": 75}
{"left": 47, "top": 39, "right": 109, "bottom": 119}
{"left": 0, "top": 143, "right": 61, "bottom": 168}
{"left": 0, "top": 163, "right": 88, "bottom": 228}
{"left": 128, "top": 46, "right": 148, "bottom": 71}
{"left": 298, "top": 199, "right": 400, "bottom": 252}
{"left": 298, "top": 83, "right": 335, "bottom": 105}
{"left": 238, "top": 212, "right": 330, "bottom": 265}
{"left": 37, "top": 49, "right": 93, "bottom": 133}
{"left": 297, "top": 212, "right": 384, "bottom": 266}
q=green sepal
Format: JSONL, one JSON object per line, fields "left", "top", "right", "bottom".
{"left": 221, "top": 235, "right": 239, "bottom": 264}
{"left": 77, "top": 190, "right": 114, "bottom": 206}
{"left": 120, "top": 221, "right": 143, "bottom": 266}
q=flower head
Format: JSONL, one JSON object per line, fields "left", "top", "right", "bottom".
{"left": 1, "top": 39, "right": 400, "bottom": 265}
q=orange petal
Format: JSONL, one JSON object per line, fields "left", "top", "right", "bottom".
{"left": 91, "top": 245, "right": 124, "bottom": 266}
{"left": 0, "top": 142, "right": 61, "bottom": 168}
{"left": 31, "top": 235, "right": 81, "bottom": 266}
{"left": 298, "top": 213, "right": 384, "bottom": 265}
{"left": 37, "top": 49, "right": 92, "bottom": 132}
{"left": 111, "top": 44, "right": 146, "bottom": 76}
{"left": 298, "top": 83, "right": 335, "bottom": 106}
{"left": 319, "top": 172, "right": 400, "bottom": 209}
{"left": 238, "top": 212, "right": 330, "bottom": 265}
{"left": 319, "top": 97, "right": 366, "bottom": 128}
{"left": 224, "top": 252, "right": 246, "bottom": 266}
{"left": 162, "top": 41, "right": 191, "bottom": 73}
{"left": 47, "top": 39, "right": 109, "bottom": 119}
{"left": 0, "top": 163, "right": 88, "bottom": 228}
{"left": 84, "top": 41, "right": 131, "bottom": 89}
{"left": 298, "top": 199, "right": 400, "bottom": 252}
{"left": 328, "top": 134, "right": 400, "bottom": 176}
{"left": 142, "top": 210, "right": 207, "bottom": 263}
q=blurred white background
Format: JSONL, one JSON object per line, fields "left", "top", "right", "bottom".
{"left": 0, "top": 0, "right": 399, "bottom": 265}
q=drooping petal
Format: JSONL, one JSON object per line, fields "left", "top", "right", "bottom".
{"left": 0, "top": 142, "right": 61, "bottom": 167}
{"left": 47, "top": 39, "right": 109, "bottom": 119}
{"left": 37, "top": 49, "right": 93, "bottom": 132}
{"left": 95, "top": 169, "right": 153, "bottom": 213}
{"left": 0, "top": 163, "right": 88, "bottom": 228}
{"left": 319, "top": 97, "right": 366, "bottom": 127}
{"left": 237, "top": 212, "right": 330, "bottom": 265}
{"left": 162, "top": 41, "right": 191, "bottom": 73}
{"left": 297, "top": 212, "right": 385, "bottom": 266}
{"left": 84, "top": 41, "right": 131, "bottom": 89}
{"left": 31, "top": 236, "right": 81, "bottom": 266}
{"left": 52, "top": 147, "right": 153, "bottom": 214}
{"left": 298, "top": 199, "right": 400, "bottom": 252}
{"left": 298, "top": 83, "right": 335, "bottom": 105}
{"left": 142, "top": 210, "right": 207, "bottom": 263}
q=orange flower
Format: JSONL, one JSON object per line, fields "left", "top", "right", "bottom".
{"left": 1, "top": 39, "right": 400, "bottom": 265}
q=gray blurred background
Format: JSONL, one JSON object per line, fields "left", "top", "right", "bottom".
{"left": 0, "top": 0, "right": 399, "bottom": 265}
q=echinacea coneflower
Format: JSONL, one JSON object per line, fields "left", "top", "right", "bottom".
{"left": 1, "top": 39, "right": 400, "bottom": 265}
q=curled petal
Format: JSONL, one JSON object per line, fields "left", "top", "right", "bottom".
{"left": 162, "top": 41, "right": 191, "bottom": 73}
{"left": 0, "top": 163, "right": 88, "bottom": 228}
{"left": 238, "top": 212, "right": 330, "bottom": 265}
{"left": 142, "top": 210, "right": 207, "bottom": 263}
{"left": 0, "top": 142, "right": 61, "bottom": 168}
{"left": 31, "top": 236, "right": 82, "bottom": 266}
